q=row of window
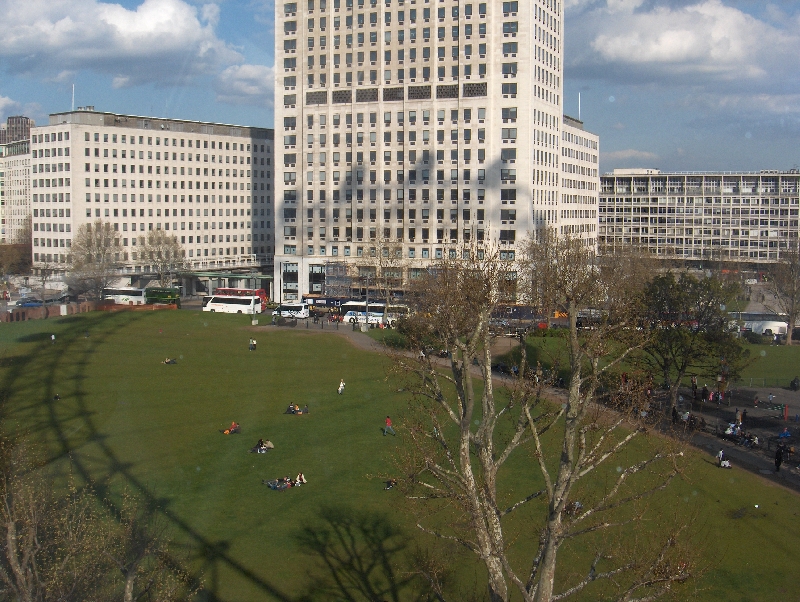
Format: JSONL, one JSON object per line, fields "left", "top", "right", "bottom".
{"left": 32, "top": 148, "right": 69, "bottom": 158}
{"left": 81, "top": 178, "right": 265, "bottom": 192}
{"left": 81, "top": 149, "right": 266, "bottom": 165}
{"left": 78, "top": 131, "right": 269, "bottom": 153}
{"left": 33, "top": 163, "right": 70, "bottom": 173}
{"left": 83, "top": 165, "right": 264, "bottom": 178}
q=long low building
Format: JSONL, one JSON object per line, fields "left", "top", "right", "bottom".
{"left": 29, "top": 108, "right": 275, "bottom": 291}
{"left": 599, "top": 169, "right": 800, "bottom": 263}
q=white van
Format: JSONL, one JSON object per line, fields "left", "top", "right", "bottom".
{"left": 273, "top": 303, "right": 310, "bottom": 319}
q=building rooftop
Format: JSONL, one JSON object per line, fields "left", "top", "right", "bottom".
{"left": 46, "top": 108, "right": 273, "bottom": 139}
{"left": 606, "top": 168, "right": 800, "bottom": 177}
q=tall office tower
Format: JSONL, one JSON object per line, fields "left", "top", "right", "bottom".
{"left": 0, "top": 116, "right": 35, "bottom": 145}
{"left": 559, "top": 114, "right": 599, "bottom": 250}
{"left": 29, "top": 108, "right": 275, "bottom": 295}
{"left": 0, "top": 139, "right": 32, "bottom": 244}
{"left": 274, "top": 0, "right": 565, "bottom": 301}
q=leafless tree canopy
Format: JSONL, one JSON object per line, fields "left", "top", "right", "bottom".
{"left": 0, "top": 441, "right": 198, "bottom": 601}
{"left": 766, "top": 247, "right": 800, "bottom": 345}
{"left": 391, "top": 236, "right": 695, "bottom": 602}
{"left": 68, "top": 220, "right": 121, "bottom": 299}
{"left": 138, "top": 231, "right": 187, "bottom": 287}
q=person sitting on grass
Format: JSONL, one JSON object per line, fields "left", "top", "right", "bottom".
{"left": 285, "top": 404, "right": 296, "bottom": 414}
{"left": 294, "top": 473, "right": 307, "bottom": 486}
{"left": 303, "top": 404, "right": 309, "bottom": 414}
{"left": 385, "top": 478, "right": 397, "bottom": 490}
{"left": 250, "top": 439, "right": 274, "bottom": 453}
{"left": 223, "top": 421, "right": 240, "bottom": 435}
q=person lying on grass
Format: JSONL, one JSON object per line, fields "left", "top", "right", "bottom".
{"left": 161, "top": 357, "right": 177, "bottom": 365}
{"left": 222, "top": 421, "right": 240, "bottom": 435}
{"left": 263, "top": 473, "right": 307, "bottom": 490}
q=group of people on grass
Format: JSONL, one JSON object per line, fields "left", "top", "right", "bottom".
{"left": 263, "top": 474, "right": 307, "bottom": 490}
{"left": 250, "top": 438, "right": 275, "bottom": 453}
{"left": 284, "top": 404, "right": 309, "bottom": 415}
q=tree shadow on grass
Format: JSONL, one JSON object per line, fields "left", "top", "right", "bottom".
{"left": 295, "top": 505, "right": 446, "bottom": 602}
{"left": 0, "top": 312, "right": 294, "bottom": 602}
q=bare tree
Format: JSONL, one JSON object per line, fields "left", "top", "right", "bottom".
{"left": 103, "top": 490, "right": 199, "bottom": 602}
{"left": 766, "top": 247, "right": 800, "bottom": 344}
{"left": 391, "top": 235, "right": 695, "bottom": 602}
{"left": 0, "top": 443, "right": 111, "bottom": 602}
{"left": 68, "top": 220, "right": 121, "bottom": 299}
{"left": 139, "top": 230, "right": 186, "bottom": 287}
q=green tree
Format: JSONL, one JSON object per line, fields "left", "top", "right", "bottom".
{"left": 641, "top": 272, "right": 746, "bottom": 408}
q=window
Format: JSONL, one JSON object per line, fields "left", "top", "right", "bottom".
{"left": 502, "top": 22, "right": 518, "bottom": 34}
{"left": 502, "top": 107, "right": 517, "bottom": 120}
{"left": 502, "top": 1, "right": 518, "bottom": 13}
{"left": 501, "top": 63, "right": 517, "bottom": 75}
{"left": 502, "top": 42, "right": 517, "bottom": 54}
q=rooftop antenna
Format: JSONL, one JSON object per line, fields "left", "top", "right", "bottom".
{"left": 71, "top": 84, "right": 75, "bottom": 112}
{"left": 578, "top": 92, "right": 581, "bottom": 121}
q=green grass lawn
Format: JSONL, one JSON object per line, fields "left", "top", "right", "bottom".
{"left": 1, "top": 312, "right": 800, "bottom": 601}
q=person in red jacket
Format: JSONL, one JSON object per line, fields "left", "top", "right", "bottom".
{"left": 384, "top": 416, "right": 396, "bottom": 436}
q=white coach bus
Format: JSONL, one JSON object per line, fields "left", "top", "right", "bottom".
{"left": 202, "top": 296, "right": 261, "bottom": 314}
{"left": 102, "top": 287, "right": 146, "bottom": 305}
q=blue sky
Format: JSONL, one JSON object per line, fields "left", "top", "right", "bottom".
{"left": 0, "top": 0, "right": 798, "bottom": 172}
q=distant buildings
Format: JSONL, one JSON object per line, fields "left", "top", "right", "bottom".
{"left": 29, "top": 108, "right": 275, "bottom": 294}
{"left": 599, "top": 169, "right": 800, "bottom": 263}
{"left": 0, "top": 116, "right": 34, "bottom": 145}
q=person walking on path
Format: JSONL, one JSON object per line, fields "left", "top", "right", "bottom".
{"left": 754, "top": 395, "right": 760, "bottom": 407}
{"left": 384, "top": 416, "right": 396, "bottom": 436}
{"left": 248, "top": 338, "right": 254, "bottom": 351}
{"left": 775, "top": 445, "right": 784, "bottom": 472}
{"left": 769, "top": 393, "right": 775, "bottom": 405}
{"left": 338, "top": 379, "right": 345, "bottom": 395}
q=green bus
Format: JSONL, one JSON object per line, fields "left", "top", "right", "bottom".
{"left": 145, "top": 287, "right": 181, "bottom": 308}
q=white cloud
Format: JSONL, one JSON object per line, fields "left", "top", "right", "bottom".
{"left": 0, "top": 0, "right": 241, "bottom": 87}
{"left": 569, "top": 0, "right": 800, "bottom": 84}
{"left": 603, "top": 149, "right": 659, "bottom": 162}
{"left": 0, "top": 95, "right": 21, "bottom": 118}
{"left": 215, "top": 64, "right": 274, "bottom": 107}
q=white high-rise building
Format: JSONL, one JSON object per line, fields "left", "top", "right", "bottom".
{"left": 559, "top": 114, "right": 599, "bottom": 249}
{"left": 0, "top": 139, "right": 32, "bottom": 244}
{"left": 274, "top": 0, "right": 574, "bottom": 301}
{"left": 29, "top": 108, "right": 275, "bottom": 293}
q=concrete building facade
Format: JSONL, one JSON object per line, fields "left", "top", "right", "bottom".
{"left": 29, "top": 109, "right": 275, "bottom": 290}
{"left": 273, "top": 0, "right": 575, "bottom": 301}
{"left": 559, "top": 114, "right": 598, "bottom": 248}
{"left": 599, "top": 169, "right": 800, "bottom": 263}
{"left": 0, "top": 139, "right": 32, "bottom": 244}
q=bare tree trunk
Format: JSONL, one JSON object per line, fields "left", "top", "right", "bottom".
{"left": 124, "top": 569, "right": 136, "bottom": 602}
{"left": 5, "top": 520, "right": 32, "bottom": 602}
